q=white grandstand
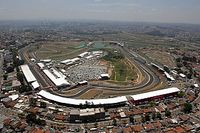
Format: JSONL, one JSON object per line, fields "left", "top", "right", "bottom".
{"left": 38, "top": 90, "right": 127, "bottom": 106}
{"left": 37, "top": 87, "right": 180, "bottom": 106}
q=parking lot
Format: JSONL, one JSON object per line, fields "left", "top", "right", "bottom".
{"left": 66, "top": 61, "right": 107, "bottom": 83}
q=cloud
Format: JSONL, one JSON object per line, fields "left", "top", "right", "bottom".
{"left": 151, "top": 8, "right": 158, "bottom": 12}
{"left": 0, "top": 8, "right": 8, "bottom": 12}
{"left": 94, "top": 0, "right": 103, "bottom": 2}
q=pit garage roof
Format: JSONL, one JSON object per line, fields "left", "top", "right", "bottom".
{"left": 100, "top": 74, "right": 110, "bottom": 78}
{"left": 92, "top": 51, "right": 103, "bottom": 55}
{"left": 37, "top": 90, "right": 127, "bottom": 106}
{"left": 78, "top": 52, "right": 89, "bottom": 57}
{"left": 40, "top": 59, "right": 52, "bottom": 63}
{"left": 20, "top": 64, "right": 36, "bottom": 83}
{"left": 78, "top": 80, "right": 88, "bottom": 84}
{"left": 164, "top": 72, "right": 175, "bottom": 81}
{"left": 179, "top": 73, "right": 186, "bottom": 78}
{"left": 71, "top": 57, "right": 80, "bottom": 62}
{"left": 31, "top": 81, "right": 40, "bottom": 89}
{"left": 60, "top": 59, "right": 71, "bottom": 64}
{"left": 130, "top": 87, "right": 180, "bottom": 101}
{"left": 85, "top": 55, "right": 94, "bottom": 59}
{"left": 37, "top": 63, "right": 45, "bottom": 69}
{"left": 151, "top": 63, "right": 164, "bottom": 71}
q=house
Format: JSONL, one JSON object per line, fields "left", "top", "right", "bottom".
{"left": 131, "top": 124, "right": 143, "bottom": 132}
{"left": 12, "top": 80, "right": 21, "bottom": 90}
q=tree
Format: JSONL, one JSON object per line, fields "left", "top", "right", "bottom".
{"left": 26, "top": 113, "right": 37, "bottom": 124}
{"left": 129, "top": 116, "right": 134, "bottom": 124}
{"left": 94, "top": 122, "right": 98, "bottom": 128}
{"left": 40, "top": 102, "right": 46, "bottom": 108}
{"left": 17, "top": 72, "right": 24, "bottom": 83}
{"left": 6, "top": 66, "right": 14, "bottom": 73}
{"left": 26, "top": 113, "right": 46, "bottom": 126}
{"left": 183, "top": 102, "right": 192, "bottom": 114}
{"left": 19, "top": 85, "right": 32, "bottom": 93}
{"left": 142, "top": 115, "right": 145, "bottom": 123}
{"left": 165, "top": 109, "right": 171, "bottom": 117}
{"left": 18, "top": 113, "right": 26, "bottom": 119}
{"left": 176, "top": 58, "right": 181, "bottom": 63}
{"left": 152, "top": 112, "right": 156, "bottom": 120}
{"left": 156, "top": 112, "right": 162, "bottom": 120}
{"left": 16, "top": 66, "right": 20, "bottom": 72}
{"left": 177, "top": 91, "right": 185, "bottom": 98}
{"left": 177, "top": 62, "right": 183, "bottom": 68}
{"left": 145, "top": 114, "right": 150, "bottom": 122}
{"left": 29, "top": 98, "right": 37, "bottom": 107}
{"left": 164, "top": 66, "right": 170, "bottom": 73}
{"left": 186, "top": 73, "right": 192, "bottom": 79}
{"left": 35, "top": 118, "right": 46, "bottom": 126}
{"left": 47, "top": 113, "right": 54, "bottom": 120}
{"left": 150, "top": 101, "right": 156, "bottom": 107}
{"left": 183, "top": 61, "right": 188, "bottom": 67}
{"left": 3, "top": 74, "right": 8, "bottom": 80}
{"left": 112, "top": 119, "right": 117, "bottom": 126}
{"left": 19, "top": 85, "right": 26, "bottom": 93}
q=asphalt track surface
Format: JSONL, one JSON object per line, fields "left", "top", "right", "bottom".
{"left": 19, "top": 43, "right": 161, "bottom": 98}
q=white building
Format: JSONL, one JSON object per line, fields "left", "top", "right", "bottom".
{"left": 43, "top": 69, "right": 70, "bottom": 87}
{"left": 20, "top": 64, "right": 36, "bottom": 83}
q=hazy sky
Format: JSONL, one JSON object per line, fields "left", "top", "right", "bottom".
{"left": 0, "top": 0, "right": 200, "bottom": 24}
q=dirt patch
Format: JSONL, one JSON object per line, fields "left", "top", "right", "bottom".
{"left": 142, "top": 49, "right": 176, "bottom": 68}
{"left": 79, "top": 89, "right": 103, "bottom": 99}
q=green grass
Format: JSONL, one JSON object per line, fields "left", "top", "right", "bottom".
{"left": 102, "top": 49, "right": 137, "bottom": 82}
{"left": 110, "top": 59, "right": 137, "bottom": 82}
{"left": 113, "top": 60, "right": 127, "bottom": 81}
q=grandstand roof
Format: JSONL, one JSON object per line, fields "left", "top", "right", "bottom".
{"left": 38, "top": 87, "right": 180, "bottom": 106}
{"left": 131, "top": 87, "right": 180, "bottom": 101}
{"left": 37, "top": 90, "right": 127, "bottom": 106}
{"left": 20, "top": 64, "right": 36, "bottom": 83}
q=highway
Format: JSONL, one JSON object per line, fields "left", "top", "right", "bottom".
{"left": 19, "top": 42, "right": 162, "bottom": 98}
